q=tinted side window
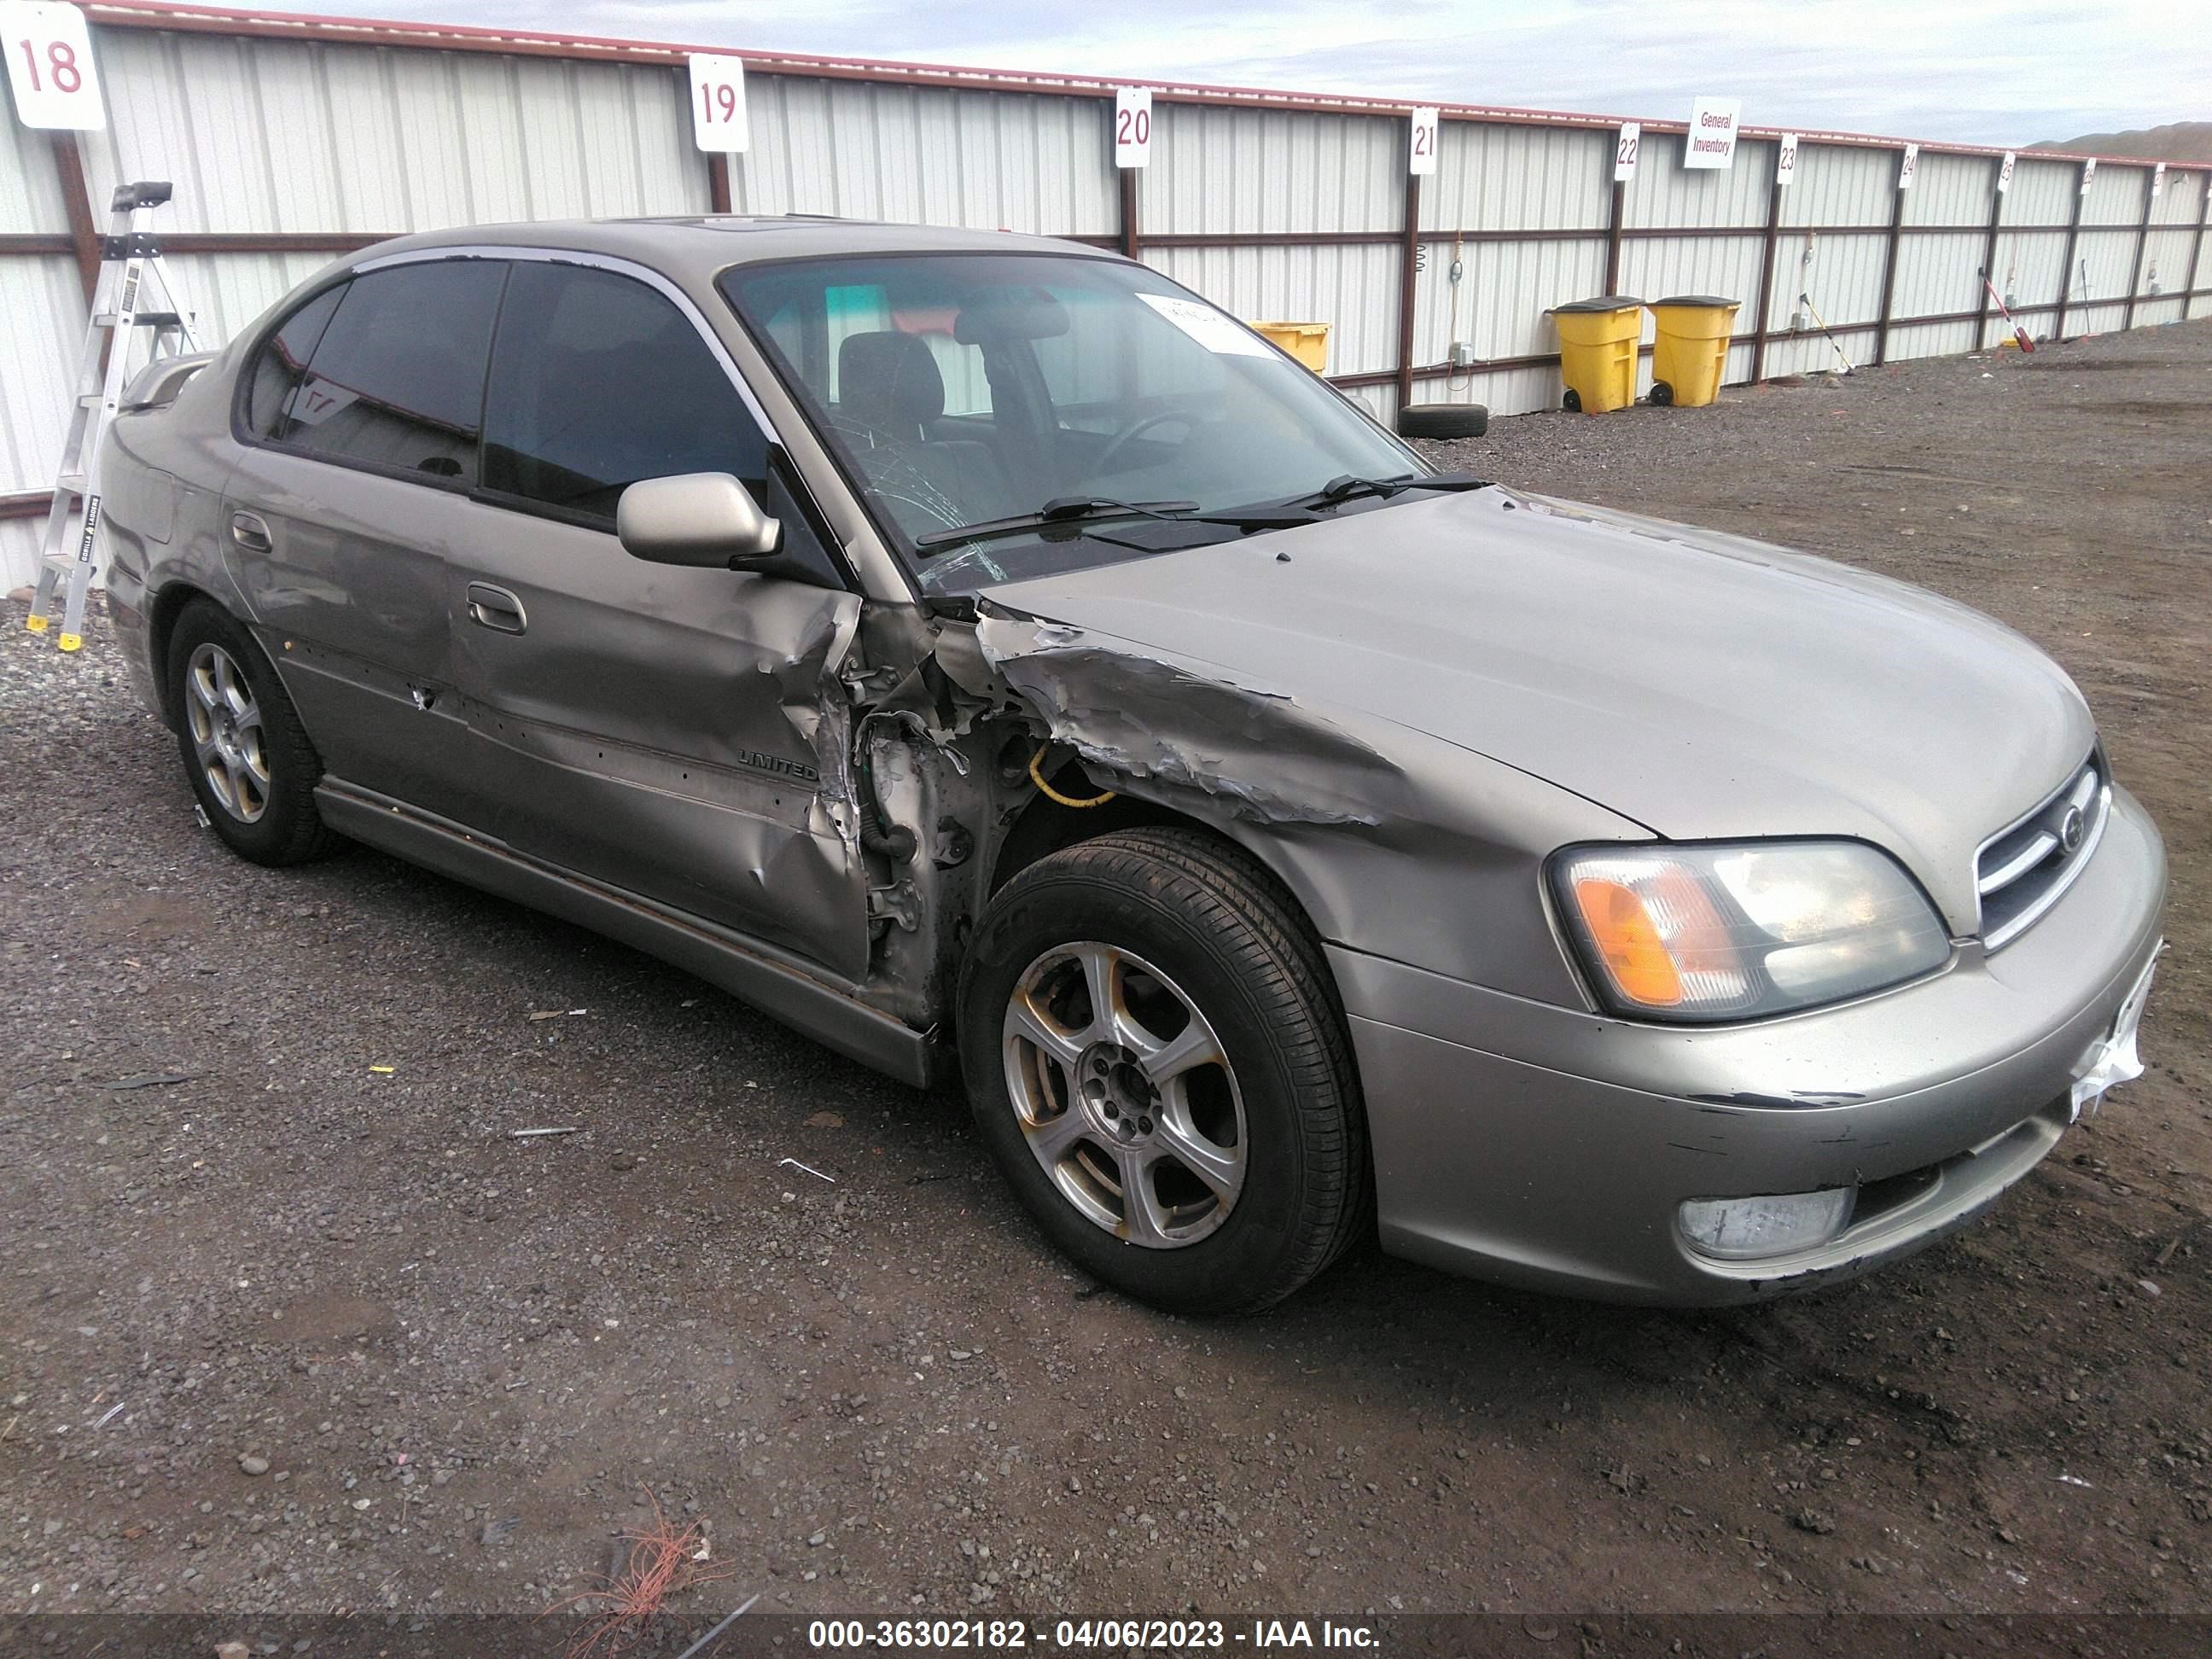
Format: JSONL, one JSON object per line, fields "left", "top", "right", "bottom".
{"left": 274, "top": 260, "right": 507, "bottom": 485}
{"left": 245, "top": 282, "right": 346, "bottom": 438}
{"left": 482, "top": 263, "right": 768, "bottom": 521}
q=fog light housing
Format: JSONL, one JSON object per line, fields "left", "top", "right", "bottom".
{"left": 1679, "top": 1188, "right": 1855, "bottom": 1260}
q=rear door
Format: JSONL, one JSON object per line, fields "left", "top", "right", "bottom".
{"left": 446, "top": 254, "right": 870, "bottom": 980}
{"left": 224, "top": 257, "right": 507, "bottom": 823}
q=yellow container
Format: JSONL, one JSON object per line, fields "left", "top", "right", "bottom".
{"left": 1250, "top": 320, "right": 1330, "bottom": 371}
{"left": 1546, "top": 296, "right": 1643, "bottom": 413}
{"left": 1648, "top": 294, "right": 1741, "bottom": 407}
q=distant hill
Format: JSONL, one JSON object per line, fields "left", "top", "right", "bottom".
{"left": 2029, "top": 121, "right": 2212, "bottom": 162}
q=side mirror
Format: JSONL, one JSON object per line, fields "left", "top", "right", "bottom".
{"left": 616, "top": 473, "right": 782, "bottom": 569}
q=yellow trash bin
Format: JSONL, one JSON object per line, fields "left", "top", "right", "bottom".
{"left": 1250, "top": 321, "right": 1330, "bottom": 371}
{"left": 1546, "top": 295, "right": 1643, "bottom": 413}
{"left": 1647, "top": 294, "right": 1741, "bottom": 408}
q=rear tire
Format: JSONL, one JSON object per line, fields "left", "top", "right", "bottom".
{"left": 959, "top": 829, "right": 1368, "bottom": 1314}
{"left": 167, "top": 598, "right": 337, "bottom": 866}
{"left": 1562, "top": 387, "right": 1582, "bottom": 412}
{"left": 1650, "top": 380, "right": 1674, "bottom": 406}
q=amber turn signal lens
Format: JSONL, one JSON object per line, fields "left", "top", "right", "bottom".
{"left": 1572, "top": 877, "right": 1685, "bottom": 1006}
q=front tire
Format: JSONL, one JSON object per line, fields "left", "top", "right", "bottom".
{"left": 959, "top": 829, "right": 1368, "bottom": 1314}
{"left": 168, "top": 598, "right": 336, "bottom": 866}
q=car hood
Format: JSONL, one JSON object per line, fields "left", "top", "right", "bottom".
{"left": 976, "top": 486, "right": 2095, "bottom": 932}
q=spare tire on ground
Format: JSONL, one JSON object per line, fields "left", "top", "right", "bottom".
{"left": 1396, "top": 401, "right": 1488, "bottom": 439}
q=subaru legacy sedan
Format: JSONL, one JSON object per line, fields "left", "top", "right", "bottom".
{"left": 96, "top": 218, "right": 2165, "bottom": 1313}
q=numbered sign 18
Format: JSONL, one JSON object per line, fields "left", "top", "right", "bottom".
{"left": 1774, "top": 132, "right": 1799, "bottom": 189}
{"left": 2, "top": 1, "right": 103, "bottom": 130}
{"left": 1896, "top": 143, "right": 1918, "bottom": 191}
{"left": 1408, "top": 107, "right": 1439, "bottom": 177}
{"left": 1115, "top": 87, "right": 1152, "bottom": 169}
{"left": 1995, "top": 150, "right": 2016, "bottom": 194}
{"left": 688, "top": 53, "right": 749, "bottom": 154}
{"left": 1612, "top": 122, "right": 1640, "bottom": 183}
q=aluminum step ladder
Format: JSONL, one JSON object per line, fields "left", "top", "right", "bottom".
{"left": 24, "top": 181, "right": 200, "bottom": 654}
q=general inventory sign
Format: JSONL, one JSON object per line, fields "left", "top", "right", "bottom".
{"left": 1684, "top": 96, "right": 1739, "bottom": 170}
{"left": 3, "top": 1, "right": 104, "bottom": 130}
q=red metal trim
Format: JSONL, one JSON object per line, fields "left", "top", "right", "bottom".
{"left": 1396, "top": 161, "right": 1421, "bottom": 410}
{"left": 1603, "top": 179, "right": 1625, "bottom": 294}
{"left": 2122, "top": 167, "right": 2157, "bottom": 330}
{"left": 2186, "top": 177, "right": 2211, "bottom": 316}
{"left": 2, "top": 490, "right": 55, "bottom": 520}
{"left": 0, "top": 234, "right": 75, "bottom": 255}
{"left": 1118, "top": 168, "right": 1138, "bottom": 261}
{"left": 166, "top": 230, "right": 387, "bottom": 252}
{"left": 707, "top": 154, "right": 732, "bottom": 216}
{"left": 1972, "top": 154, "right": 2005, "bottom": 349}
{"left": 1874, "top": 150, "right": 1908, "bottom": 366}
{"left": 50, "top": 133, "right": 102, "bottom": 302}
{"left": 1139, "top": 230, "right": 1398, "bottom": 248}
{"left": 75, "top": 4, "right": 2212, "bottom": 172}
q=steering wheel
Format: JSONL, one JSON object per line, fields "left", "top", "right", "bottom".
{"left": 1090, "top": 409, "right": 1195, "bottom": 480}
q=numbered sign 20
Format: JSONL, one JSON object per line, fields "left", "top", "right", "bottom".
{"left": 2, "top": 1, "right": 103, "bottom": 131}
{"left": 688, "top": 53, "right": 749, "bottom": 154}
{"left": 1896, "top": 143, "right": 1918, "bottom": 191}
{"left": 1408, "top": 106, "right": 1439, "bottom": 177}
{"left": 1612, "top": 122, "right": 1640, "bottom": 183}
{"left": 1115, "top": 87, "right": 1152, "bottom": 169}
{"left": 1774, "top": 132, "right": 1800, "bottom": 189}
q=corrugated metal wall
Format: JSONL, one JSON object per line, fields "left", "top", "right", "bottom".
{"left": 5, "top": 13, "right": 2209, "bottom": 591}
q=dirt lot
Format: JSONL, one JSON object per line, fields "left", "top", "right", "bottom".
{"left": 3, "top": 319, "right": 2209, "bottom": 1642}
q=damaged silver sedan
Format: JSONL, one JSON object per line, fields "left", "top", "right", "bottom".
{"left": 101, "top": 218, "right": 2166, "bottom": 1312}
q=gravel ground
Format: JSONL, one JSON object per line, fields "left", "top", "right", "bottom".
{"left": 3, "top": 320, "right": 2209, "bottom": 1638}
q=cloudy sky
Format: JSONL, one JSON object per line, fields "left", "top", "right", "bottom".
{"left": 333, "top": 0, "right": 2204, "bottom": 147}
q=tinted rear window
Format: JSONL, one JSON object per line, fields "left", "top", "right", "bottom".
{"left": 245, "top": 282, "right": 346, "bottom": 438}
{"left": 271, "top": 260, "right": 507, "bottom": 486}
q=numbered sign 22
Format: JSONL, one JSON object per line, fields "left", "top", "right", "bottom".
{"left": 688, "top": 53, "right": 749, "bottom": 154}
{"left": 2, "top": 1, "right": 103, "bottom": 131}
{"left": 1995, "top": 150, "right": 2016, "bottom": 194}
{"left": 2079, "top": 156, "right": 2096, "bottom": 194}
{"left": 1115, "top": 87, "right": 1152, "bottom": 169}
{"left": 1612, "top": 122, "right": 1640, "bottom": 183}
{"left": 1896, "top": 143, "right": 1918, "bottom": 191}
{"left": 1408, "top": 107, "right": 1439, "bottom": 177}
{"left": 1774, "top": 132, "right": 1799, "bottom": 189}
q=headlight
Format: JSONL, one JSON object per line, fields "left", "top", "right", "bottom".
{"left": 1551, "top": 841, "right": 1951, "bottom": 1022}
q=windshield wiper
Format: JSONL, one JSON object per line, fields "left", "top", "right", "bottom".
{"left": 914, "top": 497, "right": 1199, "bottom": 550}
{"left": 1278, "top": 470, "right": 1492, "bottom": 512}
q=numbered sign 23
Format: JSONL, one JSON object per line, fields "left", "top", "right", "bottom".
{"left": 1408, "top": 106, "right": 1439, "bottom": 177}
{"left": 1115, "top": 88, "right": 1152, "bottom": 169}
{"left": 3, "top": 1, "right": 103, "bottom": 130}
{"left": 688, "top": 53, "right": 749, "bottom": 154}
{"left": 1612, "top": 122, "right": 1640, "bottom": 183}
{"left": 1774, "top": 132, "right": 1799, "bottom": 189}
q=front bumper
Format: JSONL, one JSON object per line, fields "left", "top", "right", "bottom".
{"left": 1335, "top": 784, "right": 2168, "bottom": 1304}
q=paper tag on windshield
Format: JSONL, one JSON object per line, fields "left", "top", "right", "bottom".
{"left": 1137, "top": 293, "right": 1273, "bottom": 358}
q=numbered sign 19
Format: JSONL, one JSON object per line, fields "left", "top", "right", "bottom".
{"left": 1896, "top": 143, "right": 1918, "bottom": 191}
{"left": 688, "top": 53, "right": 749, "bottom": 154}
{"left": 1408, "top": 107, "right": 1439, "bottom": 177}
{"left": 1995, "top": 149, "right": 2016, "bottom": 194}
{"left": 1774, "top": 132, "right": 1799, "bottom": 189}
{"left": 1612, "top": 122, "right": 1639, "bottom": 183}
{"left": 1115, "top": 87, "right": 1152, "bottom": 169}
{"left": 2, "top": 1, "right": 103, "bottom": 130}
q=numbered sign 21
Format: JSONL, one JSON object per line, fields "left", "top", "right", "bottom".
{"left": 1408, "top": 107, "right": 1439, "bottom": 177}
{"left": 1115, "top": 87, "right": 1152, "bottom": 169}
{"left": 688, "top": 53, "right": 749, "bottom": 154}
{"left": 2, "top": 1, "right": 104, "bottom": 130}
{"left": 1612, "top": 122, "right": 1640, "bottom": 183}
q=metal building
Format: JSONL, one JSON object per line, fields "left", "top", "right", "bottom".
{"left": 6, "top": 3, "right": 2209, "bottom": 590}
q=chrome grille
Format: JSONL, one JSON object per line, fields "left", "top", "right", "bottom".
{"left": 1976, "top": 754, "right": 2109, "bottom": 951}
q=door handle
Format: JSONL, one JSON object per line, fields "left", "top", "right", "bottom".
{"left": 230, "top": 510, "right": 272, "bottom": 553}
{"left": 466, "top": 582, "right": 527, "bottom": 634}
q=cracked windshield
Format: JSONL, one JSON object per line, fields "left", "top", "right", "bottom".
{"left": 721, "top": 253, "right": 1423, "bottom": 595}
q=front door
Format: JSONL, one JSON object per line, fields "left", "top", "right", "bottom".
{"left": 223, "top": 257, "right": 509, "bottom": 825}
{"left": 446, "top": 256, "right": 870, "bottom": 981}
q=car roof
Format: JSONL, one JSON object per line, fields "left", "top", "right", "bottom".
{"left": 358, "top": 216, "right": 1117, "bottom": 281}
